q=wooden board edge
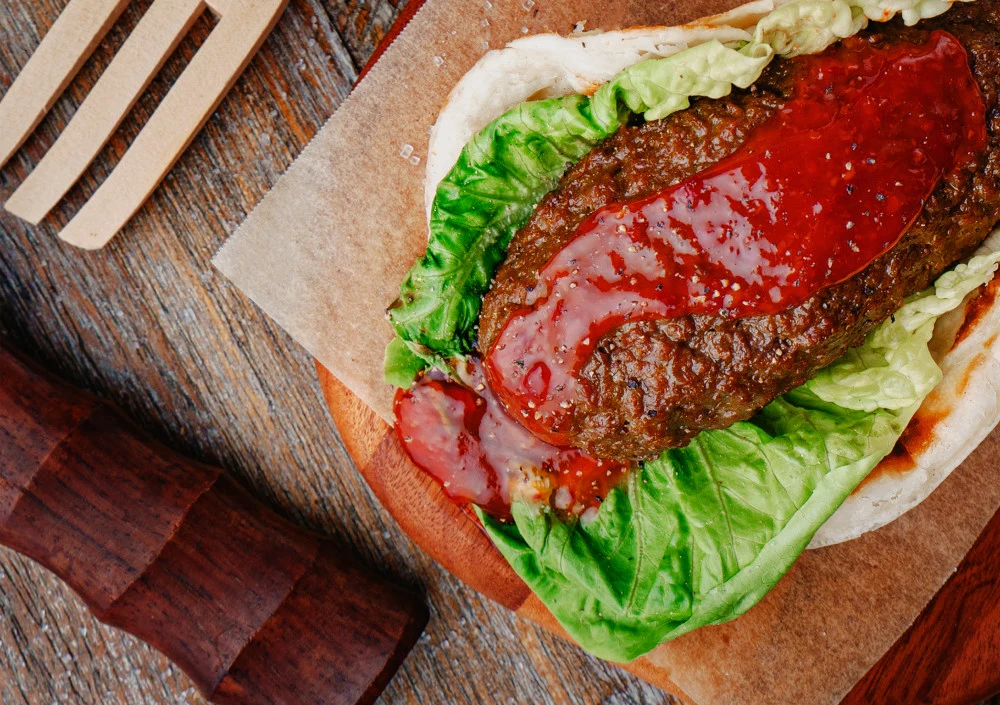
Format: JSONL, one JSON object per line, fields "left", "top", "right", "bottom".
{"left": 315, "top": 362, "right": 531, "bottom": 612}
{"left": 517, "top": 592, "right": 697, "bottom": 704}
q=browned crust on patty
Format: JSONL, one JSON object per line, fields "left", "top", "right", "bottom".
{"left": 478, "top": 3, "right": 1000, "bottom": 461}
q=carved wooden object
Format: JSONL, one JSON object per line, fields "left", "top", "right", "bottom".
{"left": 0, "top": 343, "right": 428, "bottom": 705}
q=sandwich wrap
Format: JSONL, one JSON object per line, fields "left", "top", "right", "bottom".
{"left": 385, "top": 0, "right": 1000, "bottom": 661}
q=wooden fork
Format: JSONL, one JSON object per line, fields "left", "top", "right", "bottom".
{"left": 0, "top": 0, "right": 288, "bottom": 250}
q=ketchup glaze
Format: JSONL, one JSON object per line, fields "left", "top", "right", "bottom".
{"left": 485, "top": 31, "right": 987, "bottom": 445}
{"left": 394, "top": 358, "right": 627, "bottom": 520}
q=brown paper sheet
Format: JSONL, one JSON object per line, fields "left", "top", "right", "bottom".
{"left": 213, "top": 0, "right": 1000, "bottom": 702}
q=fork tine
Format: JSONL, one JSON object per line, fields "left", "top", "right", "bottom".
{"left": 4, "top": 0, "right": 206, "bottom": 224}
{"left": 58, "top": 0, "right": 288, "bottom": 250}
{"left": 0, "top": 0, "right": 131, "bottom": 169}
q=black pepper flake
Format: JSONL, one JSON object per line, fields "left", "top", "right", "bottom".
{"left": 646, "top": 409, "right": 658, "bottom": 418}
{"left": 656, "top": 283, "right": 663, "bottom": 291}
{"left": 627, "top": 379, "right": 640, "bottom": 389}
{"left": 514, "top": 358, "right": 525, "bottom": 368}
{"left": 876, "top": 192, "right": 886, "bottom": 201}
{"left": 846, "top": 184, "right": 854, "bottom": 194}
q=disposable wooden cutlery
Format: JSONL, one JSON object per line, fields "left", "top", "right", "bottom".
{"left": 0, "top": 0, "right": 288, "bottom": 249}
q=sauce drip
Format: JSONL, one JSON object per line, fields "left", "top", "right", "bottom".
{"left": 485, "top": 31, "right": 987, "bottom": 444}
{"left": 394, "top": 358, "right": 627, "bottom": 520}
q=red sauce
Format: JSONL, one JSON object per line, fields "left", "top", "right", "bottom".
{"left": 485, "top": 31, "right": 987, "bottom": 444}
{"left": 394, "top": 358, "right": 627, "bottom": 520}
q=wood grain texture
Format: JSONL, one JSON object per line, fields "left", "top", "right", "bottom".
{"left": 1, "top": 344, "right": 428, "bottom": 705}
{"left": 55, "top": 0, "right": 290, "bottom": 249}
{"left": 5, "top": 1, "right": 999, "bottom": 703}
{"left": 3, "top": 0, "right": 205, "bottom": 224}
{"left": 0, "top": 0, "right": 679, "bottom": 703}
{"left": 844, "top": 503, "right": 1000, "bottom": 705}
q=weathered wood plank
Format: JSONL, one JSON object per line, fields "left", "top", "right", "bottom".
{"left": 0, "top": 1, "right": 675, "bottom": 703}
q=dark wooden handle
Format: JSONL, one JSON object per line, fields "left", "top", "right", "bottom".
{"left": 0, "top": 343, "right": 427, "bottom": 705}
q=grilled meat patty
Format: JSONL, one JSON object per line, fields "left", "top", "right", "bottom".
{"left": 478, "top": 3, "right": 1000, "bottom": 462}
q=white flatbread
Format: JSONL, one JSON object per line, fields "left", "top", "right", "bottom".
{"left": 811, "top": 231, "right": 1000, "bottom": 546}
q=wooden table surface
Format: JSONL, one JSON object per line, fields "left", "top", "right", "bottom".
{"left": 0, "top": 2, "right": 998, "bottom": 705}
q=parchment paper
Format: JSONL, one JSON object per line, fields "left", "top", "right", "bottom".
{"left": 213, "top": 1, "right": 1000, "bottom": 702}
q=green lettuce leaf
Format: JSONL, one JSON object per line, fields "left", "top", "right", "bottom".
{"left": 387, "top": 96, "right": 609, "bottom": 358}
{"left": 810, "top": 253, "right": 1000, "bottom": 411}
{"left": 383, "top": 336, "right": 432, "bottom": 389}
{"left": 590, "top": 40, "right": 771, "bottom": 126}
{"left": 386, "top": 0, "right": 965, "bottom": 367}
{"left": 383, "top": 335, "right": 457, "bottom": 389}
{"left": 481, "top": 251, "right": 999, "bottom": 662}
